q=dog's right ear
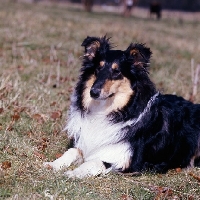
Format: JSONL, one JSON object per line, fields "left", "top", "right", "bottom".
{"left": 126, "top": 43, "right": 152, "bottom": 68}
{"left": 81, "top": 36, "right": 111, "bottom": 60}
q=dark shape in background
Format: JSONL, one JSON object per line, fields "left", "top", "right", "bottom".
{"left": 136, "top": 0, "right": 200, "bottom": 12}
{"left": 70, "top": 0, "right": 200, "bottom": 12}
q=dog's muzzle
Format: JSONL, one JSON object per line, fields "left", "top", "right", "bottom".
{"left": 90, "top": 88, "right": 114, "bottom": 100}
{"left": 90, "top": 88, "right": 101, "bottom": 99}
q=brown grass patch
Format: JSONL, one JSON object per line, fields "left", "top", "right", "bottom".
{"left": 0, "top": 1, "right": 199, "bottom": 199}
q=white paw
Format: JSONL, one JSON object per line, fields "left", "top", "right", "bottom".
{"left": 43, "top": 161, "right": 64, "bottom": 171}
{"left": 64, "top": 170, "right": 77, "bottom": 178}
{"left": 43, "top": 148, "right": 83, "bottom": 171}
{"left": 64, "top": 169, "right": 86, "bottom": 179}
{"left": 64, "top": 160, "right": 107, "bottom": 178}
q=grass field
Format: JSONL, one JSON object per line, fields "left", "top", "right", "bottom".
{"left": 0, "top": 1, "right": 200, "bottom": 199}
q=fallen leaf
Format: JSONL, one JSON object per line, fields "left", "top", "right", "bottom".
{"left": 37, "top": 138, "right": 49, "bottom": 151}
{"left": 175, "top": 168, "right": 182, "bottom": 173}
{"left": 6, "top": 121, "right": 14, "bottom": 131}
{"left": 50, "top": 102, "right": 56, "bottom": 106}
{"left": 1, "top": 161, "right": 11, "bottom": 170}
{"left": 53, "top": 129, "right": 59, "bottom": 136}
{"left": 188, "top": 196, "right": 195, "bottom": 200}
{"left": 37, "top": 143, "right": 47, "bottom": 151}
{"left": 45, "top": 164, "right": 53, "bottom": 170}
{"left": 17, "top": 65, "right": 24, "bottom": 71}
{"left": 42, "top": 57, "right": 51, "bottom": 64}
{"left": 0, "top": 108, "right": 4, "bottom": 114}
{"left": 51, "top": 75, "right": 56, "bottom": 79}
{"left": 149, "top": 186, "right": 173, "bottom": 200}
{"left": 34, "top": 151, "right": 46, "bottom": 160}
{"left": 11, "top": 113, "right": 20, "bottom": 121}
{"left": 32, "top": 113, "right": 46, "bottom": 123}
{"left": 32, "top": 113, "right": 42, "bottom": 120}
{"left": 13, "top": 106, "right": 27, "bottom": 113}
{"left": 55, "top": 153, "right": 63, "bottom": 159}
{"left": 60, "top": 76, "right": 68, "bottom": 83}
{"left": 57, "top": 91, "right": 65, "bottom": 95}
{"left": 50, "top": 111, "right": 62, "bottom": 120}
{"left": 42, "top": 137, "right": 49, "bottom": 142}
{"left": 189, "top": 172, "right": 200, "bottom": 182}
{"left": 12, "top": 101, "right": 19, "bottom": 106}
{"left": 20, "top": 153, "right": 28, "bottom": 158}
{"left": 25, "top": 131, "right": 33, "bottom": 137}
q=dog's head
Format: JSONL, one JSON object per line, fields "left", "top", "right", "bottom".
{"left": 77, "top": 36, "right": 153, "bottom": 112}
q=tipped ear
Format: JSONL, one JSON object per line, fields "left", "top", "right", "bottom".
{"left": 126, "top": 43, "right": 152, "bottom": 67}
{"left": 81, "top": 36, "right": 111, "bottom": 60}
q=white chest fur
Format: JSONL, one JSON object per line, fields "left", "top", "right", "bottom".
{"left": 66, "top": 109, "right": 124, "bottom": 155}
{"left": 65, "top": 107, "right": 132, "bottom": 170}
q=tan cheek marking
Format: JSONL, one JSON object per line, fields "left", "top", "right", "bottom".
{"left": 108, "top": 80, "right": 121, "bottom": 94}
{"left": 103, "top": 79, "right": 123, "bottom": 95}
{"left": 103, "top": 80, "right": 113, "bottom": 93}
{"left": 100, "top": 61, "right": 105, "bottom": 67}
{"left": 118, "top": 78, "right": 133, "bottom": 94}
{"left": 102, "top": 78, "right": 133, "bottom": 105}
{"left": 112, "top": 63, "right": 118, "bottom": 69}
{"left": 112, "top": 77, "right": 134, "bottom": 110}
{"left": 82, "top": 75, "right": 96, "bottom": 109}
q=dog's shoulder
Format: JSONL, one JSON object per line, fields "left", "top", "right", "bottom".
{"left": 155, "top": 94, "right": 194, "bottom": 108}
{"left": 151, "top": 94, "right": 200, "bottom": 126}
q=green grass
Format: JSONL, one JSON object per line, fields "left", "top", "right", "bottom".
{"left": 0, "top": 1, "right": 200, "bottom": 199}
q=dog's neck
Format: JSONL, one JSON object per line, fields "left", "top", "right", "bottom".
{"left": 84, "top": 96, "right": 123, "bottom": 116}
{"left": 124, "top": 92, "right": 159, "bottom": 126}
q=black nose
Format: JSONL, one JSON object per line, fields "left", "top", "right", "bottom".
{"left": 90, "top": 88, "right": 100, "bottom": 99}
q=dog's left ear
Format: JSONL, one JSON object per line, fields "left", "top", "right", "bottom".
{"left": 126, "top": 43, "right": 152, "bottom": 68}
{"left": 81, "top": 36, "right": 111, "bottom": 60}
{"left": 81, "top": 36, "right": 100, "bottom": 60}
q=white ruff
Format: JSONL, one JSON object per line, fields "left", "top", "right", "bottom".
{"left": 66, "top": 109, "right": 131, "bottom": 169}
{"left": 63, "top": 93, "right": 131, "bottom": 170}
{"left": 65, "top": 92, "right": 159, "bottom": 169}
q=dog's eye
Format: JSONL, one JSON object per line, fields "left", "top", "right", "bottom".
{"left": 112, "top": 69, "right": 122, "bottom": 80}
{"left": 100, "top": 61, "right": 105, "bottom": 67}
{"left": 95, "top": 67, "right": 101, "bottom": 75}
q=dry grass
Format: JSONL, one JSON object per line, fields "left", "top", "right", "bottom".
{"left": 0, "top": 1, "right": 200, "bottom": 199}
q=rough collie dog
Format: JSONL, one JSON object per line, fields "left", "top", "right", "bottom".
{"left": 45, "top": 36, "right": 200, "bottom": 178}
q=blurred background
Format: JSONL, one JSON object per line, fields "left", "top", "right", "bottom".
{"left": 0, "top": 0, "right": 200, "bottom": 199}
{"left": 15, "top": 0, "right": 200, "bottom": 11}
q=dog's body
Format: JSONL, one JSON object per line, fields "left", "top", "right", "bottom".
{"left": 45, "top": 36, "right": 200, "bottom": 178}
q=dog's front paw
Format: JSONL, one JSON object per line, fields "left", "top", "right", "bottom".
{"left": 64, "top": 169, "right": 86, "bottom": 179}
{"left": 64, "top": 160, "right": 107, "bottom": 178}
{"left": 64, "top": 170, "right": 77, "bottom": 178}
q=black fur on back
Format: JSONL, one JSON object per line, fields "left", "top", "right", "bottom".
{"left": 127, "top": 94, "right": 200, "bottom": 173}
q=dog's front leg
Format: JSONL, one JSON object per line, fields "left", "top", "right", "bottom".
{"left": 64, "top": 159, "right": 110, "bottom": 178}
{"left": 44, "top": 148, "right": 83, "bottom": 171}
